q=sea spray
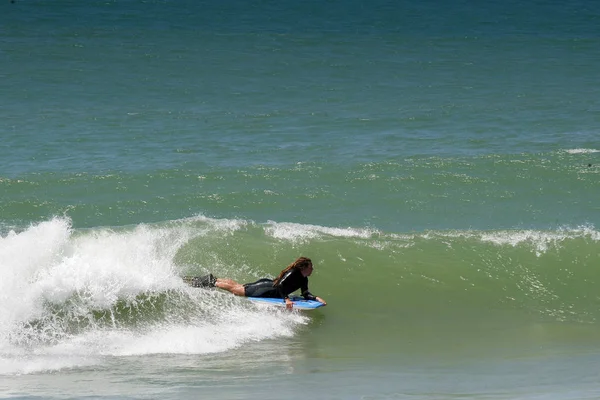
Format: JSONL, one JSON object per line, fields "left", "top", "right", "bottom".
{"left": 0, "top": 217, "right": 308, "bottom": 375}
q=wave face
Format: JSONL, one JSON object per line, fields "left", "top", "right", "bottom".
{"left": 2, "top": 216, "right": 599, "bottom": 375}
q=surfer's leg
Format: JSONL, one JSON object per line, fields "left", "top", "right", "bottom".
{"left": 240, "top": 279, "right": 277, "bottom": 298}
{"left": 183, "top": 274, "right": 217, "bottom": 288}
{"left": 215, "top": 278, "right": 245, "bottom": 296}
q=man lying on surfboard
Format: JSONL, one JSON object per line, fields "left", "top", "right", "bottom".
{"left": 184, "top": 257, "right": 327, "bottom": 310}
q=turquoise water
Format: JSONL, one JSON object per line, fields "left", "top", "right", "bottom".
{"left": 2, "top": 0, "right": 600, "bottom": 398}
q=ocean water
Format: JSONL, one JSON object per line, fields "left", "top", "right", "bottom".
{"left": 2, "top": 0, "right": 600, "bottom": 399}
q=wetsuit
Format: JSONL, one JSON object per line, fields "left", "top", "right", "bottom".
{"left": 243, "top": 268, "right": 317, "bottom": 300}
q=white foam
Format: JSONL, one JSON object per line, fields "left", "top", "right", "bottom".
{"left": 264, "top": 220, "right": 376, "bottom": 242}
{"left": 478, "top": 229, "right": 568, "bottom": 253}
{"left": 429, "top": 225, "right": 600, "bottom": 256}
{"left": 97, "top": 309, "right": 299, "bottom": 357}
{"left": 0, "top": 218, "right": 73, "bottom": 333}
{"left": 479, "top": 225, "right": 599, "bottom": 249}
{"left": 564, "top": 148, "right": 600, "bottom": 154}
{"left": 185, "top": 214, "right": 249, "bottom": 234}
{"left": 0, "top": 353, "right": 98, "bottom": 375}
{"left": 0, "top": 217, "right": 306, "bottom": 376}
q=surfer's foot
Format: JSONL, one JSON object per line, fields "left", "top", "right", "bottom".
{"left": 184, "top": 274, "right": 217, "bottom": 288}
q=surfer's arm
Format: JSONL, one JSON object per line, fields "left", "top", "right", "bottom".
{"left": 300, "top": 278, "right": 320, "bottom": 301}
{"left": 301, "top": 285, "right": 326, "bottom": 305}
{"left": 276, "top": 283, "right": 294, "bottom": 311}
{"left": 301, "top": 289, "right": 316, "bottom": 300}
{"left": 302, "top": 289, "right": 326, "bottom": 305}
{"left": 284, "top": 297, "right": 293, "bottom": 309}
{"left": 275, "top": 269, "right": 297, "bottom": 300}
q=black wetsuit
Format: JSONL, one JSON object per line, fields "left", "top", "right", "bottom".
{"left": 243, "top": 268, "right": 317, "bottom": 300}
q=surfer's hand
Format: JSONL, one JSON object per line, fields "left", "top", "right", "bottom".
{"left": 285, "top": 298, "right": 293, "bottom": 310}
{"left": 316, "top": 297, "right": 327, "bottom": 306}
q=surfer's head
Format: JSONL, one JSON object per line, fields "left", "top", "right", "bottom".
{"left": 274, "top": 257, "right": 313, "bottom": 283}
{"left": 295, "top": 257, "right": 314, "bottom": 277}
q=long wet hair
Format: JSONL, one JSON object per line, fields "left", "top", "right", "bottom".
{"left": 273, "top": 257, "right": 312, "bottom": 285}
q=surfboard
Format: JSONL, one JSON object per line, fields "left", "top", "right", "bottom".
{"left": 247, "top": 296, "right": 325, "bottom": 310}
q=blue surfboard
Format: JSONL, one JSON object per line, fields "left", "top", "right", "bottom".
{"left": 247, "top": 296, "right": 325, "bottom": 310}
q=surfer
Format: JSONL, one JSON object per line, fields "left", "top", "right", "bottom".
{"left": 185, "top": 257, "right": 326, "bottom": 309}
